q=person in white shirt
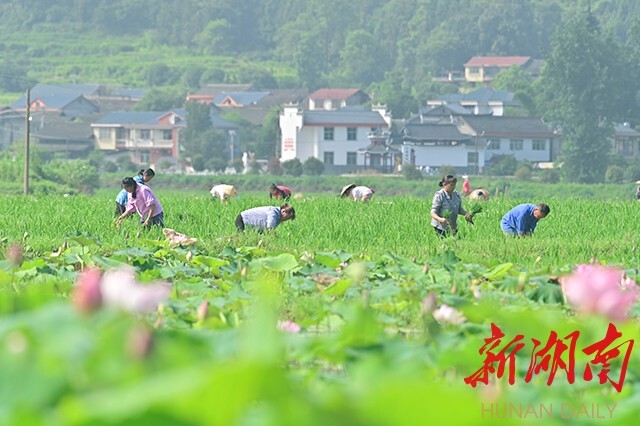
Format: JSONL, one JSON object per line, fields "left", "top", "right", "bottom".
{"left": 210, "top": 184, "right": 237, "bottom": 202}
{"left": 235, "top": 204, "right": 295, "bottom": 232}
{"left": 341, "top": 184, "right": 375, "bottom": 202}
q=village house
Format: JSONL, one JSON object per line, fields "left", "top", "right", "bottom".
{"left": 399, "top": 106, "right": 557, "bottom": 174}
{"left": 464, "top": 56, "right": 543, "bottom": 84}
{"left": 92, "top": 110, "right": 185, "bottom": 166}
{"left": 91, "top": 108, "right": 239, "bottom": 167}
{"left": 426, "top": 87, "right": 516, "bottom": 116}
{"left": 308, "top": 88, "right": 369, "bottom": 111}
{"left": 279, "top": 103, "right": 391, "bottom": 174}
{"left": 187, "top": 85, "right": 308, "bottom": 126}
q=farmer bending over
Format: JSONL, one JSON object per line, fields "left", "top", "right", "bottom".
{"left": 500, "top": 203, "right": 550, "bottom": 237}
{"left": 235, "top": 204, "right": 295, "bottom": 233}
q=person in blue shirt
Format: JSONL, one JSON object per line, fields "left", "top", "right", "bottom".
{"left": 500, "top": 203, "right": 550, "bottom": 237}
{"left": 115, "top": 168, "right": 155, "bottom": 217}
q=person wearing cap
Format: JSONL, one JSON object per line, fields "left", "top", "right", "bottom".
{"left": 430, "top": 174, "right": 473, "bottom": 237}
{"left": 210, "top": 184, "right": 238, "bottom": 202}
{"left": 469, "top": 188, "right": 490, "bottom": 201}
{"left": 235, "top": 204, "right": 296, "bottom": 233}
{"left": 341, "top": 184, "right": 374, "bottom": 203}
{"left": 269, "top": 183, "right": 292, "bottom": 201}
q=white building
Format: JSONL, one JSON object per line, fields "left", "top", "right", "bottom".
{"left": 400, "top": 113, "right": 556, "bottom": 174}
{"left": 280, "top": 104, "right": 391, "bottom": 173}
{"left": 426, "top": 88, "right": 515, "bottom": 117}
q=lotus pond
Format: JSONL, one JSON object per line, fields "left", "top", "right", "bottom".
{"left": 1, "top": 192, "right": 640, "bottom": 425}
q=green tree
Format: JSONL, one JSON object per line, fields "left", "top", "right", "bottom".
{"left": 334, "top": 30, "right": 385, "bottom": 86}
{"left": 539, "top": 13, "right": 634, "bottom": 183}
{"left": 282, "top": 158, "right": 303, "bottom": 177}
{"left": 193, "top": 19, "right": 232, "bottom": 55}
{"left": 256, "top": 107, "right": 280, "bottom": 159}
{"left": 135, "top": 87, "right": 186, "bottom": 111}
{"left": 303, "top": 157, "right": 324, "bottom": 175}
{"left": 294, "top": 33, "right": 325, "bottom": 90}
{"left": 492, "top": 65, "right": 538, "bottom": 115}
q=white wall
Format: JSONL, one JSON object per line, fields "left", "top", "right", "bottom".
{"left": 402, "top": 144, "right": 485, "bottom": 169}
{"left": 484, "top": 138, "right": 552, "bottom": 163}
{"left": 279, "top": 106, "right": 303, "bottom": 161}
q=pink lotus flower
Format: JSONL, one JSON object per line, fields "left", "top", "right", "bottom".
{"left": 560, "top": 264, "right": 639, "bottom": 321}
{"left": 162, "top": 228, "right": 197, "bottom": 247}
{"left": 73, "top": 268, "right": 103, "bottom": 314}
{"left": 100, "top": 268, "right": 171, "bottom": 314}
{"left": 73, "top": 267, "right": 170, "bottom": 314}
{"left": 433, "top": 304, "right": 467, "bottom": 325}
{"left": 277, "top": 320, "right": 301, "bottom": 334}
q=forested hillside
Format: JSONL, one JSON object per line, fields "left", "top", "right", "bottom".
{"left": 2, "top": 0, "right": 640, "bottom": 114}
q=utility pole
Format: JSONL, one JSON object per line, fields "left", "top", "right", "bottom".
{"left": 24, "top": 89, "right": 30, "bottom": 195}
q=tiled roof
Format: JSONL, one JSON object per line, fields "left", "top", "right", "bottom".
{"left": 436, "top": 88, "right": 514, "bottom": 103}
{"left": 308, "top": 88, "right": 361, "bottom": 100}
{"left": 213, "top": 92, "right": 270, "bottom": 106}
{"left": 462, "top": 116, "right": 555, "bottom": 138}
{"left": 191, "top": 84, "right": 257, "bottom": 97}
{"left": 12, "top": 93, "right": 83, "bottom": 109}
{"left": 95, "top": 111, "right": 168, "bottom": 125}
{"left": 614, "top": 123, "right": 640, "bottom": 136}
{"left": 421, "top": 104, "right": 471, "bottom": 116}
{"left": 464, "top": 56, "right": 531, "bottom": 67}
{"left": 403, "top": 123, "right": 472, "bottom": 142}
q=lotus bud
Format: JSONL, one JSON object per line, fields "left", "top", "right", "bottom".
{"left": 186, "top": 250, "right": 193, "bottom": 262}
{"left": 72, "top": 268, "right": 103, "bottom": 314}
{"left": 422, "top": 263, "right": 430, "bottom": 273}
{"left": 421, "top": 292, "right": 438, "bottom": 316}
{"left": 5, "top": 243, "right": 23, "bottom": 267}
{"left": 197, "top": 300, "right": 209, "bottom": 323}
{"left": 127, "top": 325, "right": 154, "bottom": 359}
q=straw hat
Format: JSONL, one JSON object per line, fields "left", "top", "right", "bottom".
{"left": 635, "top": 180, "right": 640, "bottom": 185}
{"left": 340, "top": 183, "right": 356, "bottom": 197}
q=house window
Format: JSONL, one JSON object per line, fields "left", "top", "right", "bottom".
{"left": 324, "top": 127, "right": 334, "bottom": 140}
{"left": 467, "top": 152, "right": 478, "bottom": 166}
{"left": 468, "top": 67, "right": 480, "bottom": 74}
{"left": 509, "top": 139, "right": 523, "bottom": 150}
{"left": 116, "top": 128, "right": 129, "bottom": 139}
{"left": 347, "top": 127, "right": 357, "bottom": 141}
{"left": 347, "top": 152, "right": 357, "bottom": 165}
{"left": 139, "top": 129, "right": 151, "bottom": 140}
{"left": 324, "top": 151, "right": 334, "bottom": 165}
{"left": 162, "top": 129, "right": 172, "bottom": 140}
{"left": 98, "top": 127, "right": 111, "bottom": 140}
{"left": 139, "top": 150, "right": 150, "bottom": 163}
{"left": 487, "top": 139, "right": 500, "bottom": 150}
{"left": 532, "top": 139, "right": 546, "bottom": 151}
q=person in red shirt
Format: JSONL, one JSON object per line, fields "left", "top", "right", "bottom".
{"left": 269, "top": 183, "right": 292, "bottom": 200}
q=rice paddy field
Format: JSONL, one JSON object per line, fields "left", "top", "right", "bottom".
{"left": 2, "top": 189, "right": 640, "bottom": 425}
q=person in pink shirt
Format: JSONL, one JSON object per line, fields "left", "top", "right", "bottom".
{"left": 461, "top": 175, "right": 471, "bottom": 196}
{"left": 115, "top": 177, "right": 164, "bottom": 228}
